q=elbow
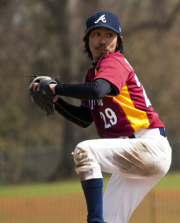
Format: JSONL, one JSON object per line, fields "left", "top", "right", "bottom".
{"left": 78, "top": 122, "right": 92, "bottom": 128}
{"left": 93, "top": 89, "right": 105, "bottom": 99}
{"left": 82, "top": 124, "right": 91, "bottom": 128}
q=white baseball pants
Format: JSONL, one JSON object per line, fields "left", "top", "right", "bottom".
{"left": 73, "top": 128, "right": 172, "bottom": 223}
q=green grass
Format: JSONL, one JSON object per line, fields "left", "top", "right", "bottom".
{"left": 153, "top": 171, "right": 180, "bottom": 189}
{"left": 0, "top": 171, "right": 179, "bottom": 196}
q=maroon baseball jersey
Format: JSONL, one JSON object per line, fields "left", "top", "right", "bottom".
{"left": 81, "top": 51, "right": 164, "bottom": 138}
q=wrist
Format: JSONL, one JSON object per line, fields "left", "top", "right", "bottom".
{"left": 53, "top": 95, "right": 58, "bottom": 103}
{"left": 50, "top": 83, "right": 57, "bottom": 94}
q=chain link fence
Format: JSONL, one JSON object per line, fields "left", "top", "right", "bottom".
{"left": 0, "top": 139, "right": 179, "bottom": 222}
{"left": 0, "top": 139, "right": 179, "bottom": 184}
{"left": 0, "top": 146, "right": 62, "bottom": 184}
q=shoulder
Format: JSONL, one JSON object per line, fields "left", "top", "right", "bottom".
{"left": 96, "top": 51, "right": 134, "bottom": 73}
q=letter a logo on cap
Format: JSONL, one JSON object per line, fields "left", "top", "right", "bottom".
{"left": 94, "top": 15, "right": 106, "bottom": 24}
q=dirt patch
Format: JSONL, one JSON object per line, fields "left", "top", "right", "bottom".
{"left": 0, "top": 189, "right": 179, "bottom": 223}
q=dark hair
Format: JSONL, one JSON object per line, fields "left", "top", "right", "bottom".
{"left": 83, "top": 32, "right": 124, "bottom": 60}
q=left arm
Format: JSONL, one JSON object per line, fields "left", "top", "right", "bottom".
{"left": 51, "top": 78, "right": 119, "bottom": 101}
{"left": 54, "top": 97, "right": 93, "bottom": 128}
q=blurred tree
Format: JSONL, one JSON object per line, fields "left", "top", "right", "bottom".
{"left": 0, "top": 0, "right": 179, "bottom": 182}
{"left": 42, "top": 0, "right": 100, "bottom": 180}
{"left": 0, "top": 0, "right": 9, "bottom": 6}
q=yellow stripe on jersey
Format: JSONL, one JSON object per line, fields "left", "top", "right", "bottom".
{"left": 106, "top": 83, "right": 150, "bottom": 131}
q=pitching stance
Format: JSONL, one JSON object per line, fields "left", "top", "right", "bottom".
{"left": 29, "top": 11, "right": 172, "bottom": 223}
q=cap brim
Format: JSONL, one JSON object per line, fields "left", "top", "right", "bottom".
{"left": 84, "top": 24, "right": 121, "bottom": 36}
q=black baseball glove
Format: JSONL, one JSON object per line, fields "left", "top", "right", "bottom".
{"left": 28, "top": 74, "right": 59, "bottom": 116}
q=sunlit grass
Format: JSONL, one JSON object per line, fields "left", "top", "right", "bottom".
{"left": 0, "top": 171, "right": 179, "bottom": 196}
{"left": 153, "top": 171, "right": 180, "bottom": 189}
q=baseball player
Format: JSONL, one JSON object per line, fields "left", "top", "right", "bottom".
{"left": 32, "top": 11, "right": 172, "bottom": 223}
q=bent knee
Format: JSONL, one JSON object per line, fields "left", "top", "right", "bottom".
{"left": 72, "top": 141, "right": 102, "bottom": 181}
{"left": 73, "top": 141, "right": 91, "bottom": 164}
{"left": 73, "top": 141, "right": 95, "bottom": 171}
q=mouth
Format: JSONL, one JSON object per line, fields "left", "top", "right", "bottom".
{"left": 95, "top": 46, "right": 108, "bottom": 52}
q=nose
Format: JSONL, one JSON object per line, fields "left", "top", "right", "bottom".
{"left": 99, "top": 35, "right": 107, "bottom": 45}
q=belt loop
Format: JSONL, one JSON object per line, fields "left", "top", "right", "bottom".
{"left": 129, "top": 134, "right": 135, "bottom": 139}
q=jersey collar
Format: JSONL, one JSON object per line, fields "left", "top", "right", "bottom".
{"left": 94, "top": 50, "right": 120, "bottom": 69}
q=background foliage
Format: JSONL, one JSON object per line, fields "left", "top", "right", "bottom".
{"left": 0, "top": 0, "right": 179, "bottom": 182}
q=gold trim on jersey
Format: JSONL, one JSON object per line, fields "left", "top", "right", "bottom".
{"left": 106, "top": 83, "right": 150, "bottom": 131}
{"left": 95, "top": 68, "right": 150, "bottom": 131}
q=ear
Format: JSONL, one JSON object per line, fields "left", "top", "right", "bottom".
{"left": 116, "top": 35, "right": 119, "bottom": 48}
{"left": 120, "top": 36, "right": 123, "bottom": 42}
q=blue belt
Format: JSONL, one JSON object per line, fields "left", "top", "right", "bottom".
{"left": 159, "top": 127, "right": 167, "bottom": 137}
{"left": 129, "top": 128, "right": 167, "bottom": 139}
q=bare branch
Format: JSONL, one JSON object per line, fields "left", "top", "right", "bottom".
{"left": 124, "top": 2, "right": 180, "bottom": 36}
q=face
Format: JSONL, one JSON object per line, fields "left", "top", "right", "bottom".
{"left": 88, "top": 27, "right": 118, "bottom": 63}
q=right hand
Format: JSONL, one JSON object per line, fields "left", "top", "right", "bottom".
{"left": 49, "top": 83, "right": 58, "bottom": 103}
{"left": 33, "top": 82, "right": 58, "bottom": 103}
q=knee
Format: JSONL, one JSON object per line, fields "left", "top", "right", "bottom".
{"left": 73, "top": 141, "right": 91, "bottom": 165}
{"left": 72, "top": 141, "right": 102, "bottom": 181}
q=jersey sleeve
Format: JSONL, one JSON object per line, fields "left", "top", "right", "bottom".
{"left": 94, "top": 57, "right": 130, "bottom": 93}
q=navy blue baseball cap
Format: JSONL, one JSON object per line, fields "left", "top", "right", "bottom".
{"left": 85, "top": 11, "right": 121, "bottom": 36}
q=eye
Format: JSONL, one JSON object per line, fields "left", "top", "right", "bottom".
{"left": 94, "top": 32, "right": 100, "bottom": 36}
{"left": 107, "top": 33, "right": 113, "bottom": 37}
